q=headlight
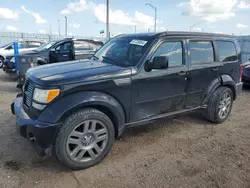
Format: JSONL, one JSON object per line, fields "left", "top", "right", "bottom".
{"left": 33, "top": 88, "right": 60, "bottom": 104}
{"left": 10, "top": 57, "right": 15, "bottom": 63}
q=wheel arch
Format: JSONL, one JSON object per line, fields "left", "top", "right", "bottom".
{"left": 202, "top": 75, "right": 237, "bottom": 105}
{"left": 38, "top": 91, "right": 126, "bottom": 137}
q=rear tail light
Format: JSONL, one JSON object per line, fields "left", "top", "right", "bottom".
{"left": 240, "top": 64, "right": 243, "bottom": 82}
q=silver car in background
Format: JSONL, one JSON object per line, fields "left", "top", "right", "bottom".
{"left": 0, "top": 40, "right": 45, "bottom": 68}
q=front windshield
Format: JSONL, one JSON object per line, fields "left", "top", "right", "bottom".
{"left": 0, "top": 42, "right": 12, "bottom": 48}
{"left": 35, "top": 41, "right": 57, "bottom": 51}
{"left": 93, "top": 37, "right": 152, "bottom": 67}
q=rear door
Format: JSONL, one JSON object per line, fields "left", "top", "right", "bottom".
{"left": 49, "top": 41, "right": 73, "bottom": 63}
{"left": 186, "top": 39, "right": 222, "bottom": 108}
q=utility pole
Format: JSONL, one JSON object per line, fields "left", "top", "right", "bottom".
{"left": 106, "top": 0, "right": 110, "bottom": 40}
{"left": 145, "top": 3, "right": 157, "bottom": 32}
{"left": 64, "top": 16, "right": 67, "bottom": 36}
{"left": 134, "top": 25, "right": 137, "bottom": 33}
{"left": 58, "top": 20, "right": 61, "bottom": 36}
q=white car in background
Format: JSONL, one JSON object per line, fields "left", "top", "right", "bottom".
{"left": 0, "top": 40, "right": 45, "bottom": 68}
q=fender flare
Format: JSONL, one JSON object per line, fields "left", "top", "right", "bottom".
{"left": 220, "top": 74, "right": 236, "bottom": 99}
{"left": 38, "top": 91, "right": 126, "bottom": 136}
{"left": 202, "top": 75, "right": 236, "bottom": 105}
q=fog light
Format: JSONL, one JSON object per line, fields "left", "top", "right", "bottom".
{"left": 32, "top": 102, "right": 46, "bottom": 110}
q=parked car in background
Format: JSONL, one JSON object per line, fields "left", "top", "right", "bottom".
{"left": 242, "top": 61, "right": 250, "bottom": 86}
{"left": 3, "top": 38, "right": 103, "bottom": 85}
{"left": 0, "top": 40, "right": 44, "bottom": 68}
{"left": 11, "top": 32, "right": 243, "bottom": 170}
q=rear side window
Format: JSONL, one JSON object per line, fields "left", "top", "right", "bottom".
{"left": 153, "top": 42, "right": 183, "bottom": 67}
{"left": 215, "top": 41, "right": 237, "bottom": 62}
{"left": 190, "top": 41, "right": 214, "bottom": 64}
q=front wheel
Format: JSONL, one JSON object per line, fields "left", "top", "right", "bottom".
{"left": 55, "top": 108, "right": 115, "bottom": 170}
{"left": 205, "top": 87, "right": 233, "bottom": 124}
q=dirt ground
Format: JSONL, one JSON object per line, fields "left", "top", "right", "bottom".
{"left": 0, "top": 71, "right": 250, "bottom": 188}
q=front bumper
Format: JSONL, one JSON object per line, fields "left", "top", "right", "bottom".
{"left": 11, "top": 97, "right": 61, "bottom": 156}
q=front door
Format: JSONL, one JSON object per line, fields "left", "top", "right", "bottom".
{"left": 49, "top": 41, "right": 73, "bottom": 63}
{"left": 186, "top": 39, "right": 221, "bottom": 108}
{"left": 130, "top": 39, "right": 188, "bottom": 122}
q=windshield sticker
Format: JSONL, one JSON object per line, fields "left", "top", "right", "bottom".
{"left": 130, "top": 39, "right": 148, "bottom": 46}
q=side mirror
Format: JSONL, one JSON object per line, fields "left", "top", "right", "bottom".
{"left": 145, "top": 56, "right": 169, "bottom": 72}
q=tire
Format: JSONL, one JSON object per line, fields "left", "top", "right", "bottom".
{"left": 205, "top": 87, "right": 233, "bottom": 124}
{"left": 0, "top": 56, "right": 4, "bottom": 68}
{"left": 55, "top": 108, "right": 115, "bottom": 170}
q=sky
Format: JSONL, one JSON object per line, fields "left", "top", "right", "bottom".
{"left": 0, "top": 0, "right": 250, "bottom": 37}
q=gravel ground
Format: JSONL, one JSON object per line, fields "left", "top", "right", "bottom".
{"left": 0, "top": 71, "right": 250, "bottom": 188}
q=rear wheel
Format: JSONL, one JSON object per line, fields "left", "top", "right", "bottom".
{"left": 0, "top": 56, "right": 4, "bottom": 68}
{"left": 205, "top": 87, "right": 233, "bottom": 123}
{"left": 55, "top": 108, "right": 115, "bottom": 170}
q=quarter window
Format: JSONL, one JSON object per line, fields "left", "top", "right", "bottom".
{"left": 56, "top": 42, "right": 72, "bottom": 52}
{"left": 190, "top": 41, "right": 214, "bottom": 64}
{"left": 215, "top": 41, "right": 237, "bottom": 62}
{"left": 154, "top": 42, "right": 183, "bottom": 67}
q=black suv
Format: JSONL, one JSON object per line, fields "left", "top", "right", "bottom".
{"left": 11, "top": 32, "right": 243, "bottom": 170}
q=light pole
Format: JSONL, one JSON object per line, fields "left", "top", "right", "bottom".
{"left": 190, "top": 22, "right": 200, "bottom": 31}
{"left": 134, "top": 25, "right": 137, "bottom": 33}
{"left": 58, "top": 20, "right": 61, "bottom": 36}
{"left": 64, "top": 16, "right": 67, "bottom": 36}
{"left": 145, "top": 3, "right": 157, "bottom": 32}
{"left": 106, "top": 0, "right": 110, "bottom": 40}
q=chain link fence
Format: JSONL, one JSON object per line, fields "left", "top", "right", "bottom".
{"left": 0, "top": 32, "right": 106, "bottom": 46}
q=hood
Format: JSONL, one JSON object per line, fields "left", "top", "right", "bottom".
{"left": 27, "top": 59, "right": 132, "bottom": 85}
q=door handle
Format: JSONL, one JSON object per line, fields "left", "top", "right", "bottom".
{"left": 212, "top": 67, "right": 219, "bottom": 71}
{"left": 178, "top": 71, "right": 186, "bottom": 76}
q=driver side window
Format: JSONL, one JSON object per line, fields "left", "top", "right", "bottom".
{"left": 56, "top": 42, "right": 72, "bottom": 52}
{"left": 153, "top": 41, "right": 183, "bottom": 68}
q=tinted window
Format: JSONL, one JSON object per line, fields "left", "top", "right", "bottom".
{"left": 74, "top": 41, "right": 95, "bottom": 51}
{"left": 154, "top": 42, "right": 183, "bottom": 67}
{"left": 215, "top": 41, "right": 237, "bottom": 62}
{"left": 190, "top": 41, "right": 214, "bottom": 64}
{"left": 56, "top": 42, "right": 72, "bottom": 52}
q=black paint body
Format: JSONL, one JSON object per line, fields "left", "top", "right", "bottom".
{"left": 11, "top": 32, "right": 243, "bottom": 155}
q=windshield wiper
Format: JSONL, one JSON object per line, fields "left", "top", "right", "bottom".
{"left": 102, "top": 56, "right": 116, "bottom": 65}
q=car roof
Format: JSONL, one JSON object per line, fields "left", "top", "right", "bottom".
{"left": 54, "top": 38, "right": 103, "bottom": 46}
{"left": 116, "top": 31, "right": 234, "bottom": 39}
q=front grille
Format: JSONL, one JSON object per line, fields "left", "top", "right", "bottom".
{"left": 24, "top": 82, "right": 34, "bottom": 107}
